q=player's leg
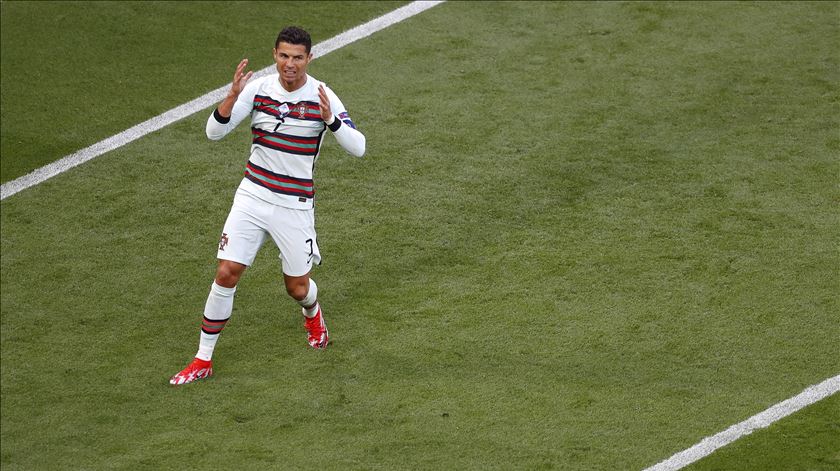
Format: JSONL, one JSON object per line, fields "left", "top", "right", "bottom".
{"left": 194, "top": 259, "right": 247, "bottom": 359}
{"left": 170, "top": 194, "right": 266, "bottom": 385}
{"left": 170, "top": 260, "right": 247, "bottom": 385}
{"left": 268, "top": 205, "right": 328, "bottom": 349}
{"left": 285, "top": 272, "right": 328, "bottom": 349}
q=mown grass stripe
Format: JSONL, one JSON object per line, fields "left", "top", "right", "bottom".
{"left": 0, "top": 0, "right": 446, "bottom": 201}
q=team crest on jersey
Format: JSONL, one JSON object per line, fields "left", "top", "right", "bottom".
{"left": 296, "top": 103, "right": 307, "bottom": 118}
{"left": 218, "top": 233, "right": 229, "bottom": 251}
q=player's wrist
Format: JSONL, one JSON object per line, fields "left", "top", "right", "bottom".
{"left": 213, "top": 108, "right": 231, "bottom": 124}
{"left": 327, "top": 116, "right": 341, "bottom": 132}
{"left": 324, "top": 114, "right": 335, "bottom": 126}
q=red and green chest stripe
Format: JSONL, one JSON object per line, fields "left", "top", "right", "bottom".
{"left": 253, "top": 95, "right": 322, "bottom": 121}
{"left": 244, "top": 161, "right": 314, "bottom": 199}
{"left": 251, "top": 128, "right": 321, "bottom": 156}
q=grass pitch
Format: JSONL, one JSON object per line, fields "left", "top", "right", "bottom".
{"left": 0, "top": 0, "right": 407, "bottom": 183}
{"left": 2, "top": 1, "right": 839, "bottom": 469}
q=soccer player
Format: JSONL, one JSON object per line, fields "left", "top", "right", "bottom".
{"left": 170, "top": 26, "right": 365, "bottom": 385}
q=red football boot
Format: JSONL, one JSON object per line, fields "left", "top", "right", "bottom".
{"left": 169, "top": 357, "right": 213, "bottom": 385}
{"left": 304, "top": 307, "right": 329, "bottom": 349}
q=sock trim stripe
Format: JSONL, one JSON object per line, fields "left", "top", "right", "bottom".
{"left": 201, "top": 317, "right": 229, "bottom": 334}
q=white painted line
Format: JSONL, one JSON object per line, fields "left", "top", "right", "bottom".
{"left": 644, "top": 373, "right": 840, "bottom": 471}
{"left": 0, "top": 0, "right": 445, "bottom": 201}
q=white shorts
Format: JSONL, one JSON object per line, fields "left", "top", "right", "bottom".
{"left": 217, "top": 188, "right": 321, "bottom": 276}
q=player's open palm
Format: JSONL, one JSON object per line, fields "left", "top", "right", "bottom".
{"left": 230, "top": 59, "right": 253, "bottom": 97}
{"left": 318, "top": 84, "right": 333, "bottom": 123}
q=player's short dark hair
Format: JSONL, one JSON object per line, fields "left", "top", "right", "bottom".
{"left": 275, "top": 26, "right": 312, "bottom": 53}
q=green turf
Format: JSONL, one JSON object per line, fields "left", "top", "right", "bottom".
{"left": 687, "top": 394, "right": 840, "bottom": 471}
{"left": 2, "top": 1, "right": 839, "bottom": 469}
{"left": 0, "top": 0, "right": 407, "bottom": 183}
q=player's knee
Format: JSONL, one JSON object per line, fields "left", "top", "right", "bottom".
{"left": 215, "top": 261, "right": 245, "bottom": 288}
{"left": 215, "top": 271, "right": 239, "bottom": 288}
{"left": 285, "top": 281, "right": 307, "bottom": 301}
{"left": 293, "top": 279, "right": 317, "bottom": 307}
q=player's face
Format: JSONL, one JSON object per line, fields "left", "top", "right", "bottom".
{"left": 274, "top": 42, "right": 312, "bottom": 91}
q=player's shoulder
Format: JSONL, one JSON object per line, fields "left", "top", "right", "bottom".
{"left": 304, "top": 74, "right": 325, "bottom": 92}
{"left": 307, "top": 75, "right": 342, "bottom": 100}
{"left": 251, "top": 73, "right": 278, "bottom": 90}
{"left": 240, "top": 74, "right": 275, "bottom": 99}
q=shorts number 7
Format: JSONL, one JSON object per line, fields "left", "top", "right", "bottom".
{"left": 305, "top": 238, "right": 314, "bottom": 262}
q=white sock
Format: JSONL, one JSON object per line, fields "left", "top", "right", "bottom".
{"left": 303, "top": 301, "right": 320, "bottom": 319}
{"left": 196, "top": 331, "right": 219, "bottom": 361}
{"left": 195, "top": 282, "right": 236, "bottom": 361}
{"left": 298, "top": 279, "right": 319, "bottom": 317}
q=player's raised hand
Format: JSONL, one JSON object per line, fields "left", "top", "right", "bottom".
{"left": 318, "top": 84, "right": 333, "bottom": 123}
{"left": 230, "top": 59, "right": 253, "bottom": 97}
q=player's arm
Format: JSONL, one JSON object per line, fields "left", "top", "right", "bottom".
{"left": 206, "top": 59, "right": 256, "bottom": 140}
{"left": 319, "top": 84, "right": 366, "bottom": 158}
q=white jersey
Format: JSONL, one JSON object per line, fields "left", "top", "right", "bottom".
{"left": 206, "top": 73, "right": 365, "bottom": 209}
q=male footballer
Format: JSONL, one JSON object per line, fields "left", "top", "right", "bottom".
{"left": 170, "top": 26, "right": 365, "bottom": 385}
